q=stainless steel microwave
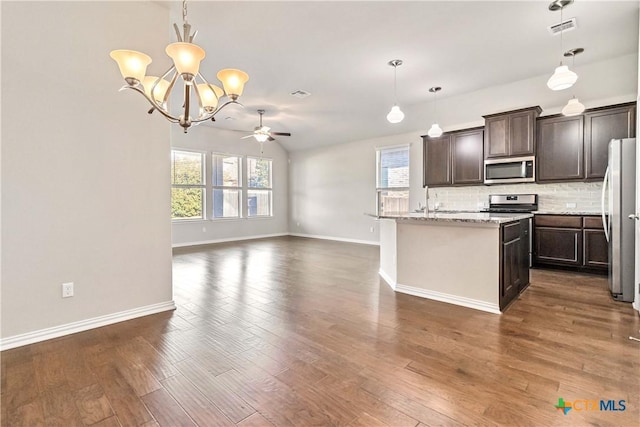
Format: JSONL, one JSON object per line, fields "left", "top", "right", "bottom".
{"left": 484, "top": 156, "right": 535, "bottom": 184}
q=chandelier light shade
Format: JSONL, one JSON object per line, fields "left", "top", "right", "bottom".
{"left": 427, "top": 86, "right": 443, "bottom": 137}
{"left": 110, "top": 50, "right": 152, "bottom": 84}
{"left": 109, "top": 0, "right": 249, "bottom": 133}
{"left": 142, "top": 76, "right": 170, "bottom": 103}
{"left": 216, "top": 69, "right": 250, "bottom": 100}
{"left": 165, "top": 42, "right": 206, "bottom": 78}
{"left": 386, "top": 59, "right": 404, "bottom": 124}
{"left": 562, "top": 97, "right": 585, "bottom": 116}
{"left": 547, "top": 65, "right": 578, "bottom": 91}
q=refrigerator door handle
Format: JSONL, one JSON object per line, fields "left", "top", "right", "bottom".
{"left": 601, "top": 166, "right": 610, "bottom": 242}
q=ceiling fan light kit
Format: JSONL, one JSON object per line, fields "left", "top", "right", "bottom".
{"left": 386, "top": 59, "right": 405, "bottom": 124}
{"left": 241, "top": 110, "right": 292, "bottom": 143}
{"left": 110, "top": 0, "right": 249, "bottom": 133}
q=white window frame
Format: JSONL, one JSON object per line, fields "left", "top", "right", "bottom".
{"left": 246, "top": 156, "right": 273, "bottom": 218}
{"left": 376, "top": 144, "right": 410, "bottom": 216}
{"left": 211, "top": 153, "right": 243, "bottom": 220}
{"left": 171, "top": 149, "right": 206, "bottom": 221}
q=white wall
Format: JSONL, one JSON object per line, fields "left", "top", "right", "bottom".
{"left": 289, "top": 55, "right": 638, "bottom": 244}
{"left": 1, "top": 2, "right": 173, "bottom": 342}
{"left": 170, "top": 126, "right": 289, "bottom": 246}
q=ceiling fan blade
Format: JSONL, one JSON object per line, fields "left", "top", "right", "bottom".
{"left": 241, "top": 134, "right": 254, "bottom": 139}
{"left": 270, "top": 132, "right": 291, "bottom": 137}
{"left": 268, "top": 136, "right": 275, "bottom": 142}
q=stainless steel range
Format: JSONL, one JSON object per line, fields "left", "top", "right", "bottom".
{"left": 487, "top": 194, "right": 538, "bottom": 266}
{"left": 487, "top": 194, "right": 538, "bottom": 213}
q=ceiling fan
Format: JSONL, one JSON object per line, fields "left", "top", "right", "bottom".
{"left": 241, "top": 109, "right": 291, "bottom": 142}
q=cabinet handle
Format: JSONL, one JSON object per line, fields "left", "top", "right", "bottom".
{"left": 629, "top": 214, "right": 640, "bottom": 221}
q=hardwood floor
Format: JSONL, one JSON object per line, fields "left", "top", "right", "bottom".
{"left": 2, "top": 236, "right": 639, "bottom": 426}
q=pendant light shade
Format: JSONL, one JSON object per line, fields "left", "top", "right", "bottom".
{"left": 547, "top": 65, "right": 578, "bottom": 91}
{"left": 142, "top": 76, "right": 170, "bottom": 103}
{"left": 427, "top": 123, "right": 443, "bottom": 138}
{"left": 562, "top": 97, "right": 585, "bottom": 116}
{"left": 387, "top": 105, "right": 405, "bottom": 124}
{"left": 386, "top": 59, "right": 404, "bottom": 124}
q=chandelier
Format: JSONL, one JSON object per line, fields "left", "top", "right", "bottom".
{"left": 109, "top": 0, "right": 249, "bottom": 133}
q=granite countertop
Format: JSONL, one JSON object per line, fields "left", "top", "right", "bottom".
{"left": 379, "top": 211, "right": 533, "bottom": 225}
{"left": 533, "top": 210, "right": 602, "bottom": 216}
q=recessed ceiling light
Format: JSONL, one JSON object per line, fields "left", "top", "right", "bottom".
{"left": 290, "top": 90, "right": 311, "bottom": 99}
{"left": 224, "top": 116, "right": 236, "bottom": 120}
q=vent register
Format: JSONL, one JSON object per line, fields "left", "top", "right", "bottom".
{"left": 548, "top": 17, "right": 577, "bottom": 35}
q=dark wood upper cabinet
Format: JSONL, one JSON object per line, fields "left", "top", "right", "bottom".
{"left": 537, "top": 115, "right": 584, "bottom": 182}
{"left": 584, "top": 104, "right": 636, "bottom": 180}
{"left": 483, "top": 106, "right": 541, "bottom": 159}
{"left": 423, "top": 135, "right": 451, "bottom": 187}
{"left": 423, "top": 127, "right": 484, "bottom": 187}
{"left": 451, "top": 128, "right": 484, "bottom": 185}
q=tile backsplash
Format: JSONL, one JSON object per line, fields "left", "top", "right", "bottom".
{"left": 426, "top": 181, "right": 603, "bottom": 213}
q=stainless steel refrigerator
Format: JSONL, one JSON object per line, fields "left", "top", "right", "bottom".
{"left": 601, "top": 138, "right": 636, "bottom": 302}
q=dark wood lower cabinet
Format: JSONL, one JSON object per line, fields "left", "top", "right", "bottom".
{"left": 583, "top": 229, "right": 608, "bottom": 269}
{"left": 500, "top": 219, "right": 530, "bottom": 310}
{"left": 534, "top": 228, "right": 582, "bottom": 266}
{"left": 533, "top": 214, "right": 608, "bottom": 273}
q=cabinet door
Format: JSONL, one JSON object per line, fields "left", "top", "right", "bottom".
{"left": 484, "top": 115, "right": 509, "bottom": 158}
{"left": 509, "top": 111, "right": 536, "bottom": 156}
{"left": 583, "top": 229, "right": 609, "bottom": 270}
{"left": 423, "top": 135, "right": 451, "bottom": 186}
{"left": 518, "top": 219, "right": 530, "bottom": 291}
{"left": 534, "top": 227, "right": 582, "bottom": 266}
{"left": 537, "top": 116, "right": 584, "bottom": 182}
{"left": 502, "top": 237, "right": 521, "bottom": 309}
{"left": 584, "top": 105, "right": 636, "bottom": 180}
{"left": 452, "top": 129, "right": 484, "bottom": 185}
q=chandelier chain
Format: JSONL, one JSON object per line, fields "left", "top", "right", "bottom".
{"left": 182, "top": 0, "right": 188, "bottom": 24}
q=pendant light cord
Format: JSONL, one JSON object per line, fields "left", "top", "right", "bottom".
{"left": 393, "top": 65, "right": 398, "bottom": 105}
{"left": 559, "top": 5, "right": 564, "bottom": 65}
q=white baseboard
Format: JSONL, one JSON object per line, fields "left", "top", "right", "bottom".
{"left": 172, "top": 233, "right": 289, "bottom": 248}
{"left": 394, "top": 283, "right": 501, "bottom": 314}
{"left": 289, "top": 233, "right": 379, "bottom": 246}
{"left": 378, "top": 268, "right": 397, "bottom": 290}
{"left": 0, "top": 300, "right": 176, "bottom": 351}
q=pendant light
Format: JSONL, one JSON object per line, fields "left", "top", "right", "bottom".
{"left": 547, "top": 0, "right": 577, "bottom": 91}
{"left": 386, "top": 59, "right": 405, "bottom": 124}
{"left": 427, "top": 87, "right": 443, "bottom": 137}
{"left": 561, "top": 48, "right": 585, "bottom": 116}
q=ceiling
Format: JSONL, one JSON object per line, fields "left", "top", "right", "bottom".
{"left": 159, "top": 1, "right": 639, "bottom": 151}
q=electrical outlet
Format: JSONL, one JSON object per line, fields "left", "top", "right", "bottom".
{"left": 296, "top": 222, "right": 300, "bottom": 227}
{"left": 566, "top": 202, "right": 577, "bottom": 209}
{"left": 369, "top": 227, "right": 375, "bottom": 233}
{"left": 202, "top": 226, "right": 206, "bottom": 232}
{"left": 62, "top": 282, "right": 74, "bottom": 298}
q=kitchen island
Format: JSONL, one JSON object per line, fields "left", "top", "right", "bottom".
{"left": 379, "top": 211, "right": 533, "bottom": 313}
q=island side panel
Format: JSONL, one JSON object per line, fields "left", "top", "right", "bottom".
{"left": 379, "top": 219, "right": 398, "bottom": 289}
{"left": 395, "top": 221, "right": 501, "bottom": 313}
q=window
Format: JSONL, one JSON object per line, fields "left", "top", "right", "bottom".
{"left": 171, "top": 150, "right": 205, "bottom": 220}
{"left": 212, "top": 154, "right": 241, "bottom": 219}
{"left": 247, "top": 157, "right": 272, "bottom": 217}
{"left": 376, "top": 145, "right": 409, "bottom": 215}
